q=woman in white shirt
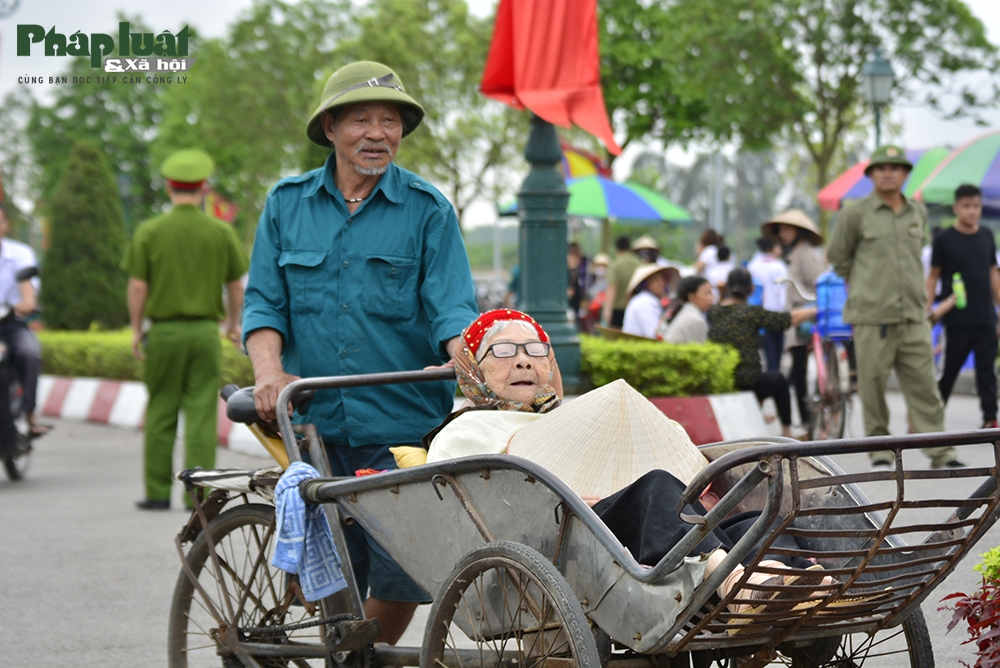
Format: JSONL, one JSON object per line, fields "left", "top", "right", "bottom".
{"left": 622, "top": 264, "right": 672, "bottom": 338}
{"left": 694, "top": 229, "right": 724, "bottom": 276}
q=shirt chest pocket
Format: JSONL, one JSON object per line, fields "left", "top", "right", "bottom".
{"left": 363, "top": 254, "right": 419, "bottom": 320}
{"left": 860, "top": 222, "right": 889, "bottom": 242}
{"left": 278, "top": 249, "right": 328, "bottom": 315}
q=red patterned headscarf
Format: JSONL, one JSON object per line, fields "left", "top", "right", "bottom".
{"left": 462, "top": 309, "right": 549, "bottom": 358}
{"left": 456, "top": 309, "right": 561, "bottom": 413}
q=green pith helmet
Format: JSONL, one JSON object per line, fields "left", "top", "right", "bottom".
{"left": 865, "top": 145, "right": 913, "bottom": 176}
{"left": 161, "top": 149, "right": 214, "bottom": 184}
{"left": 306, "top": 61, "right": 425, "bottom": 147}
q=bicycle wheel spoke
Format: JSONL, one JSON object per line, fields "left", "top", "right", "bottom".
{"left": 169, "top": 504, "right": 327, "bottom": 667}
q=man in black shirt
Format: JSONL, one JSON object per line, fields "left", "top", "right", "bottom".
{"left": 927, "top": 184, "right": 1000, "bottom": 428}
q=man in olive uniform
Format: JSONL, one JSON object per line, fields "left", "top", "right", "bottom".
{"left": 602, "top": 235, "right": 640, "bottom": 327}
{"left": 123, "top": 150, "right": 249, "bottom": 509}
{"left": 827, "top": 145, "right": 960, "bottom": 470}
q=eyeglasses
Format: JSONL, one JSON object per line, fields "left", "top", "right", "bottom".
{"left": 480, "top": 341, "right": 550, "bottom": 361}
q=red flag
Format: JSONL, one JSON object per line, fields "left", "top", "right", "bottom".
{"left": 481, "top": 0, "right": 622, "bottom": 155}
{"left": 204, "top": 188, "right": 239, "bottom": 223}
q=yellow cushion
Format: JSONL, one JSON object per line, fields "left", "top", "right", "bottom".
{"left": 390, "top": 446, "right": 428, "bottom": 469}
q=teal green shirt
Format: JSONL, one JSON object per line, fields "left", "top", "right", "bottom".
{"left": 122, "top": 204, "right": 248, "bottom": 320}
{"left": 243, "top": 155, "right": 478, "bottom": 447}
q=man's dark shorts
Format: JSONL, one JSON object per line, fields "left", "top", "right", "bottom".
{"left": 322, "top": 441, "right": 431, "bottom": 603}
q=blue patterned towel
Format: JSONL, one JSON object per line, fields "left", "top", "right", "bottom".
{"left": 272, "top": 462, "right": 347, "bottom": 601}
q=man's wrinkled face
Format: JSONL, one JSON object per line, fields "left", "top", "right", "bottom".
{"left": 322, "top": 102, "right": 403, "bottom": 177}
{"left": 869, "top": 163, "right": 909, "bottom": 194}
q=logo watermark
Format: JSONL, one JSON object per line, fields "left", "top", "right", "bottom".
{"left": 17, "top": 22, "right": 192, "bottom": 69}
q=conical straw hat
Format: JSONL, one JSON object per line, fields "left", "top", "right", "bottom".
{"left": 632, "top": 234, "right": 660, "bottom": 251}
{"left": 506, "top": 379, "right": 709, "bottom": 499}
{"left": 626, "top": 263, "right": 671, "bottom": 296}
{"left": 761, "top": 209, "right": 823, "bottom": 245}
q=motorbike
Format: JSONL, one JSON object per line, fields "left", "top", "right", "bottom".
{"left": 1, "top": 266, "right": 47, "bottom": 482}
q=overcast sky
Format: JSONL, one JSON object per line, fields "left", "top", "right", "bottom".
{"left": 1, "top": 0, "right": 999, "bottom": 222}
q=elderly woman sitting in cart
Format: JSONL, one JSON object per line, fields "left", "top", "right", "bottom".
{"left": 394, "top": 308, "right": 833, "bottom": 612}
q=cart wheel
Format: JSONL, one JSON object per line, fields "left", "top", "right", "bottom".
{"left": 167, "top": 503, "right": 327, "bottom": 668}
{"left": 810, "top": 343, "right": 847, "bottom": 442}
{"left": 738, "top": 605, "right": 933, "bottom": 667}
{"left": 420, "top": 541, "right": 601, "bottom": 668}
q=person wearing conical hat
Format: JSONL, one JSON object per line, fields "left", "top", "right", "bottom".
{"left": 632, "top": 234, "right": 660, "bottom": 264}
{"left": 622, "top": 264, "right": 675, "bottom": 338}
{"left": 241, "top": 61, "right": 478, "bottom": 642}
{"left": 122, "top": 149, "right": 249, "bottom": 511}
{"left": 762, "top": 209, "right": 826, "bottom": 427}
{"left": 827, "top": 145, "right": 960, "bottom": 469}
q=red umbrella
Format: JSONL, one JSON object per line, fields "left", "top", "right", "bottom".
{"left": 480, "top": 0, "right": 621, "bottom": 155}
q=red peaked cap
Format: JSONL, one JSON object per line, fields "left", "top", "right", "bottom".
{"left": 462, "top": 309, "right": 549, "bottom": 357}
{"left": 166, "top": 179, "right": 205, "bottom": 191}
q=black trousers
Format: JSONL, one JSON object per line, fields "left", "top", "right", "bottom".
{"left": 938, "top": 324, "right": 998, "bottom": 423}
{"left": 611, "top": 308, "right": 626, "bottom": 328}
{"left": 788, "top": 345, "right": 810, "bottom": 425}
{"left": 0, "top": 322, "right": 42, "bottom": 416}
{"left": 740, "top": 372, "right": 792, "bottom": 428}
{"left": 593, "top": 470, "right": 811, "bottom": 569}
{"left": 762, "top": 330, "right": 784, "bottom": 373}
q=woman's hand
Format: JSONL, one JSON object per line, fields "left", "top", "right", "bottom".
{"left": 790, "top": 306, "right": 818, "bottom": 327}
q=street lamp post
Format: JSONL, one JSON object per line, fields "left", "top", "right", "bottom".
{"left": 517, "top": 114, "right": 580, "bottom": 391}
{"left": 860, "top": 49, "right": 895, "bottom": 150}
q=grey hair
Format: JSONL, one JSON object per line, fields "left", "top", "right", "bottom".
{"left": 478, "top": 319, "right": 538, "bottom": 360}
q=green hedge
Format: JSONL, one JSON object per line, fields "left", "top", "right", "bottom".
{"left": 37, "top": 329, "right": 255, "bottom": 388}
{"left": 580, "top": 335, "right": 737, "bottom": 397}
{"left": 35, "top": 330, "right": 736, "bottom": 398}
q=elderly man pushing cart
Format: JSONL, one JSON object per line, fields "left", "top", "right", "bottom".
{"left": 242, "top": 60, "right": 478, "bottom": 643}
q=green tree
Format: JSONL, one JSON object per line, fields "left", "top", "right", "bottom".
{"left": 774, "top": 0, "right": 998, "bottom": 208}
{"left": 335, "top": 0, "right": 528, "bottom": 225}
{"left": 599, "top": 0, "right": 999, "bottom": 230}
{"left": 24, "top": 15, "right": 166, "bottom": 233}
{"left": 0, "top": 86, "right": 41, "bottom": 243}
{"left": 154, "top": 0, "right": 352, "bottom": 245}
{"left": 43, "top": 141, "right": 128, "bottom": 330}
{"left": 599, "top": 0, "right": 803, "bottom": 155}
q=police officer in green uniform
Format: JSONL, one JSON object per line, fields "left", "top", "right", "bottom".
{"left": 828, "top": 145, "right": 960, "bottom": 470}
{"left": 123, "top": 149, "right": 249, "bottom": 509}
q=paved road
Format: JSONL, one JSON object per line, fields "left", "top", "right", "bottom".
{"left": 1, "top": 390, "right": 996, "bottom": 667}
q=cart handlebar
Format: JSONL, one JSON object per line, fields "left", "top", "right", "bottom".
{"left": 275, "top": 368, "right": 457, "bottom": 463}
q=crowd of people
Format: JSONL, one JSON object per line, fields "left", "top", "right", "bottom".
{"left": 571, "top": 145, "right": 994, "bottom": 468}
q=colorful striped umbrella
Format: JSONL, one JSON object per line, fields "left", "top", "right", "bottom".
{"left": 499, "top": 176, "right": 691, "bottom": 224}
{"left": 817, "top": 148, "right": 949, "bottom": 211}
{"left": 560, "top": 141, "right": 612, "bottom": 179}
{"left": 915, "top": 130, "right": 1000, "bottom": 210}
